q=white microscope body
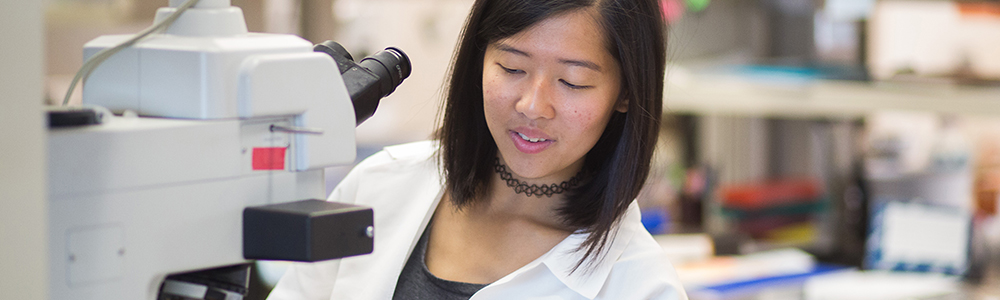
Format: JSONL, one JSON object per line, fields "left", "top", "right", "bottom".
{"left": 47, "top": 0, "right": 406, "bottom": 298}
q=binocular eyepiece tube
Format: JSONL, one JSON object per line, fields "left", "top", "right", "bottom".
{"left": 314, "top": 41, "right": 412, "bottom": 126}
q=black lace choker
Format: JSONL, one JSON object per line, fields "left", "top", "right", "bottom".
{"left": 493, "top": 157, "right": 585, "bottom": 197}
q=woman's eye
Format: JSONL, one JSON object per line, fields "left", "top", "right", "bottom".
{"left": 559, "top": 79, "right": 591, "bottom": 90}
{"left": 497, "top": 63, "right": 523, "bottom": 74}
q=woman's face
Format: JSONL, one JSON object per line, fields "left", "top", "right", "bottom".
{"left": 483, "top": 9, "right": 624, "bottom": 183}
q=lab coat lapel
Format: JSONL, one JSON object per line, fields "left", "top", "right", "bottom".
{"left": 329, "top": 155, "right": 443, "bottom": 300}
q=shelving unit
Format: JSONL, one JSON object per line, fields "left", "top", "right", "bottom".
{"left": 663, "top": 68, "right": 1000, "bottom": 118}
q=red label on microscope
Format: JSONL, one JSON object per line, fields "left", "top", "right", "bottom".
{"left": 252, "top": 147, "right": 286, "bottom": 170}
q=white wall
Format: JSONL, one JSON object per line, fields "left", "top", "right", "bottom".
{"left": 334, "top": 0, "right": 474, "bottom": 146}
{"left": 0, "top": 0, "right": 47, "bottom": 298}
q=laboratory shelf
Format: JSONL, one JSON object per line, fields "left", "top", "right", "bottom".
{"left": 662, "top": 68, "right": 1000, "bottom": 119}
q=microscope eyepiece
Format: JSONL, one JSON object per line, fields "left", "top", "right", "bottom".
{"left": 359, "top": 48, "right": 411, "bottom": 97}
{"left": 314, "top": 41, "right": 411, "bottom": 126}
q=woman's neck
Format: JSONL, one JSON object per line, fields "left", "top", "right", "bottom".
{"left": 468, "top": 171, "right": 576, "bottom": 233}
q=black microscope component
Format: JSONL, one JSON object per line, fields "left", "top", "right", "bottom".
{"left": 314, "top": 41, "right": 412, "bottom": 126}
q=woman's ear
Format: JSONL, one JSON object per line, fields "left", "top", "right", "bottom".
{"left": 615, "top": 99, "right": 628, "bottom": 113}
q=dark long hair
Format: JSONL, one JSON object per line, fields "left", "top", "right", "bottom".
{"left": 437, "top": 0, "right": 666, "bottom": 269}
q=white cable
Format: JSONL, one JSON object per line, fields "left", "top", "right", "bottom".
{"left": 61, "top": 0, "right": 201, "bottom": 106}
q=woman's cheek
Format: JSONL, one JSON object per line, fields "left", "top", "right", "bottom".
{"left": 484, "top": 79, "right": 514, "bottom": 108}
{"left": 483, "top": 73, "right": 503, "bottom": 101}
{"left": 482, "top": 83, "right": 505, "bottom": 123}
{"left": 581, "top": 103, "right": 614, "bottom": 137}
{"left": 572, "top": 102, "right": 601, "bottom": 126}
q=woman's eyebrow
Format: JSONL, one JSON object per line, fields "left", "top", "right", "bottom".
{"left": 494, "top": 43, "right": 602, "bottom": 72}
{"left": 559, "top": 59, "right": 601, "bottom": 72}
{"left": 495, "top": 43, "right": 530, "bottom": 57}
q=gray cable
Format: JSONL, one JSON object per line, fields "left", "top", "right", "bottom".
{"left": 61, "top": 0, "right": 201, "bottom": 106}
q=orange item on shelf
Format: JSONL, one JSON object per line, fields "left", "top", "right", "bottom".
{"left": 958, "top": 3, "right": 1000, "bottom": 18}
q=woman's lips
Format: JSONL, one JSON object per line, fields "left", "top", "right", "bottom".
{"left": 509, "top": 130, "right": 554, "bottom": 154}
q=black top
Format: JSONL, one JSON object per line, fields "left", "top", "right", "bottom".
{"left": 392, "top": 224, "right": 489, "bottom": 300}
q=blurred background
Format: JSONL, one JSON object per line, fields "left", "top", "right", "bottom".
{"left": 39, "top": 0, "right": 1000, "bottom": 299}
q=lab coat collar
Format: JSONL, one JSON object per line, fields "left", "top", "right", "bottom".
{"left": 486, "top": 202, "right": 641, "bottom": 299}
{"left": 541, "top": 203, "right": 640, "bottom": 299}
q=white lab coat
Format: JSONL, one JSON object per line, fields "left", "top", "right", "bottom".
{"left": 268, "top": 141, "right": 688, "bottom": 300}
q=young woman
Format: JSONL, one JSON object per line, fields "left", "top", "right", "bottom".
{"left": 269, "top": 0, "right": 686, "bottom": 299}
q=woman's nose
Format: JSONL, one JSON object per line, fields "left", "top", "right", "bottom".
{"left": 514, "top": 78, "right": 556, "bottom": 120}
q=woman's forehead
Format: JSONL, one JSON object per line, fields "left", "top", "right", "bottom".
{"left": 488, "top": 10, "right": 616, "bottom": 70}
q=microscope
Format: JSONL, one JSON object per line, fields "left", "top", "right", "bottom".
{"left": 47, "top": 0, "right": 409, "bottom": 298}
